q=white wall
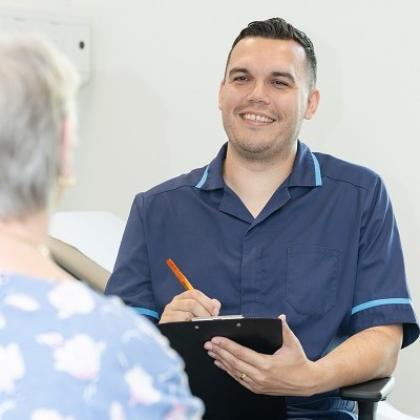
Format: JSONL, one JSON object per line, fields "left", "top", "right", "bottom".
{"left": 2, "top": 0, "right": 419, "bottom": 415}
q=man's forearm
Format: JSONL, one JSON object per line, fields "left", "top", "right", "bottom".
{"left": 311, "top": 324, "right": 403, "bottom": 395}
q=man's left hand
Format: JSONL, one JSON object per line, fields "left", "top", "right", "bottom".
{"left": 204, "top": 315, "right": 319, "bottom": 397}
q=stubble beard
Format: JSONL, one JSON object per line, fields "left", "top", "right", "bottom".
{"left": 225, "top": 122, "right": 300, "bottom": 164}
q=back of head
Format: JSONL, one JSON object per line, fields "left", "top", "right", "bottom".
{"left": 226, "top": 17, "right": 317, "bottom": 87}
{"left": 0, "top": 35, "right": 79, "bottom": 219}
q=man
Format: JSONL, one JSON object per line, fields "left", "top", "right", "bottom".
{"left": 106, "top": 18, "right": 419, "bottom": 418}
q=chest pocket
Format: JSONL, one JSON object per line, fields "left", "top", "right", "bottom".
{"left": 286, "top": 245, "right": 339, "bottom": 316}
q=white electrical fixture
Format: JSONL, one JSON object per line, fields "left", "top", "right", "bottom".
{"left": 0, "top": 8, "right": 90, "bottom": 84}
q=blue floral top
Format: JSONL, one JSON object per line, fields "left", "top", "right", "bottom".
{"left": 0, "top": 273, "right": 204, "bottom": 419}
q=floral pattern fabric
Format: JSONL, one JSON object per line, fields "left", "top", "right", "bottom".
{"left": 0, "top": 273, "right": 203, "bottom": 419}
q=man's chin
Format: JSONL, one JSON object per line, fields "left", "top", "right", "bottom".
{"left": 229, "top": 138, "right": 294, "bottom": 162}
{"left": 231, "top": 140, "right": 274, "bottom": 160}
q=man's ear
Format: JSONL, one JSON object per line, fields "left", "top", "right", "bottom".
{"left": 304, "top": 88, "right": 320, "bottom": 120}
{"left": 218, "top": 80, "right": 226, "bottom": 111}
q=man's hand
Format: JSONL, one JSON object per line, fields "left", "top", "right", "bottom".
{"left": 204, "top": 314, "right": 403, "bottom": 397}
{"left": 204, "top": 315, "right": 319, "bottom": 396}
{"left": 159, "top": 289, "right": 221, "bottom": 324}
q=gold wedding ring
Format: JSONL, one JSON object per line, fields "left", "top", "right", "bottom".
{"left": 239, "top": 372, "right": 246, "bottom": 380}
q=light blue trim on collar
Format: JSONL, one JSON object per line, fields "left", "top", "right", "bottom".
{"left": 311, "top": 153, "right": 322, "bottom": 186}
{"left": 194, "top": 165, "right": 209, "bottom": 189}
{"left": 351, "top": 298, "right": 411, "bottom": 315}
{"left": 133, "top": 307, "right": 160, "bottom": 319}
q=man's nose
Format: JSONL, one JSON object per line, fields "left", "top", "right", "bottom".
{"left": 247, "top": 80, "right": 270, "bottom": 104}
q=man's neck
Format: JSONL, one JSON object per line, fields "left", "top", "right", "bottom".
{"left": 223, "top": 143, "right": 297, "bottom": 218}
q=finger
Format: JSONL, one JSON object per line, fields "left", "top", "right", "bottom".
{"left": 167, "top": 297, "right": 210, "bottom": 317}
{"left": 209, "top": 336, "right": 268, "bottom": 370}
{"left": 278, "top": 314, "right": 302, "bottom": 349}
{"left": 213, "top": 353, "right": 281, "bottom": 396}
{"left": 207, "top": 338, "right": 264, "bottom": 378}
{"left": 159, "top": 310, "right": 193, "bottom": 323}
{"left": 214, "top": 359, "right": 257, "bottom": 392}
{"left": 169, "top": 298, "right": 213, "bottom": 317}
{"left": 214, "top": 356, "right": 255, "bottom": 385}
{"left": 174, "top": 290, "right": 220, "bottom": 316}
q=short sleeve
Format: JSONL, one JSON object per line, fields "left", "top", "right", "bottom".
{"left": 105, "top": 194, "right": 159, "bottom": 322}
{"left": 349, "top": 176, "right": 419, "bottom": 348}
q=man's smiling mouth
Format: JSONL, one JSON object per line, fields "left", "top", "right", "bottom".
{"left": 239, "top": 112, "right": 276, "bottom": 123}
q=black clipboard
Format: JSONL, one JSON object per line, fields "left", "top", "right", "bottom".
{"left": 159, "top": 317, "right": 286, "bottom": 420}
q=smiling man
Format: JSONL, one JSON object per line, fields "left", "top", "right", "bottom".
{"left": 219, "top": 35, "right": 319, "bottom": 219}
{"left": 106, "top": 18, "right": 419, "bottom": 419}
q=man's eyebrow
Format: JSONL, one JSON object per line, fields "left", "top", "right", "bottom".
{"left": 227, "top": 67, "right": 250, "bottom": 78}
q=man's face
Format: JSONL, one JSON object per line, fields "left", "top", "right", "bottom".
{"left": 219, "top": 37, "right": 319, "bottom": 162}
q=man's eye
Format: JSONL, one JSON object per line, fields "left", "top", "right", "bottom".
{"left": 273, "top": 80, "right": 288, "bottom": 87}
{"left": 233, "top": 76, "right": 248, "bottom": 82}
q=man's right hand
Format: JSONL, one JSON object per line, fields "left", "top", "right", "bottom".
{"left": 159, "top": 289, "right": 221, "bottom": 324}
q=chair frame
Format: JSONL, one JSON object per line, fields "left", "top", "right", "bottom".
{"left": 340, "top": 377, "right": 395, "bottom": 420}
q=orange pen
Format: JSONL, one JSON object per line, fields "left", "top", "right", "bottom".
{"left": 166, "top": 258, "right": 194, "bottom": 291}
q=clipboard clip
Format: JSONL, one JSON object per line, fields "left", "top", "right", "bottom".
{"left": 191, "top": 315, "right": 244, "bottom": 321}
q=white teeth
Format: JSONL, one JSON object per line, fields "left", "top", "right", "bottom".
{"left": 242, "top": 113, "right": 273, "bottom": 123}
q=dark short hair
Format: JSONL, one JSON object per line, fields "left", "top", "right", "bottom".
{"left": 225, "top": 17, "right": 317, "bottom": 87}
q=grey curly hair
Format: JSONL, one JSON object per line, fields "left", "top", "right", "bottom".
{"left": 0, "top": 35, "right": 79, "bottom": 218}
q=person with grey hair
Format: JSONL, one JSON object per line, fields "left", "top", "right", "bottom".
{"left": 0, "top": 36, "right": 203, "bottom": 419}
